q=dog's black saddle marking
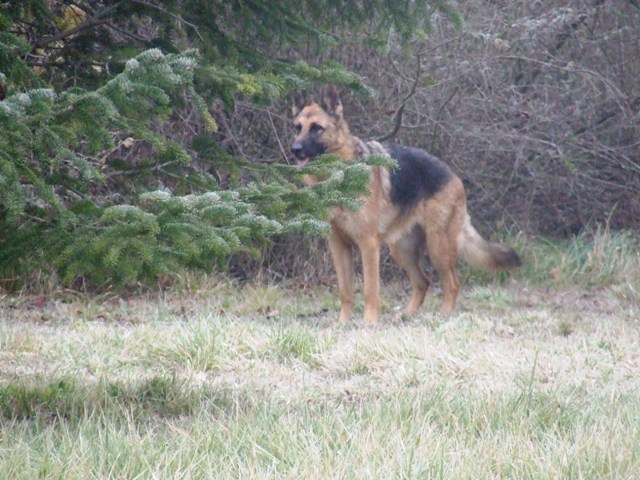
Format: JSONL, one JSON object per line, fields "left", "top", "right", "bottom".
{"left": 383, "top": 142, "right": 454, "bottom": 210}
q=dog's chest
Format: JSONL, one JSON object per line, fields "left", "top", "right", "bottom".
{"left": 328, "top": 167, "right": 402, "bottom": 241}
{"left": 329, "top": 207, "right": 363, "bottom": 238}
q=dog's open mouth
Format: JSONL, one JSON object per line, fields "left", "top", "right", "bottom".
{"left": 296, "top": 158, "right": 310, "bottom": 167}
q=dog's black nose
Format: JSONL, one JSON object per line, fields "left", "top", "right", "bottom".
{"left": 291, "top": 142, "right": 303, "bottom": 157}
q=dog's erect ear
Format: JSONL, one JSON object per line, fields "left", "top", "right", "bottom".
{"left": 292, "top": 92, "right": 307, "bottom": 117}
{"left": 319, "top": 84, "right": 343, "bottom": 118}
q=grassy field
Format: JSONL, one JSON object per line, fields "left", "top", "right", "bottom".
{"left": 1, "top": 232, "right": 639, "bottom": 479}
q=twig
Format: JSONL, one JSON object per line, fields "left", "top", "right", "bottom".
{"left": 131, "top": 0, "right": 203, "bottom": 41}
{"left": 266, "top": 108, "right": 289, "bottom": 163}
{"left": 105, "top": 22, "right": 150, "bottom": 45}
{"left": 377, "top": 50, "right": 423, "bottom": 142}
{"left": 36, "top": 2, "right": 124, "bottom": 47}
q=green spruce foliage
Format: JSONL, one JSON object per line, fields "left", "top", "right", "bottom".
{"left": 0, "top": 1, "right": 455, "bottom": 288}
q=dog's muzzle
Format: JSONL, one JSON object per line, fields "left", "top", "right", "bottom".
{"left": 291, "top": 142, "right": 309, "bottom": 167}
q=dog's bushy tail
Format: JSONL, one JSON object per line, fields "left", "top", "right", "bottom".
{"left": 457, "top": 217, "right": 521, "bottom": 271}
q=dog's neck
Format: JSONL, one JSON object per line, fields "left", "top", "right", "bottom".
{"left": 302, "top": 135, "right": 356, "bottom": 186}
{"left": 309, "top": 115, "right": 355, "bottom": 161}
{"left": 332, "top": 136, "right": 387, "bottom": 160}
{"left": 303, "top": 136, "right": 386, "bottom": 187}
{"left": 331, "top": 141, "right": 357, "bottom": 161}
{"left": 355, "top": 138, "right": 386, "bottom": 157}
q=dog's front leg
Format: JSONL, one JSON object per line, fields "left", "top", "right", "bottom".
{"left": 359, "top": 237, "right": 380, "bottom": 325}
{"left": 328, "top": 229, "right": 355, "bottom": 323}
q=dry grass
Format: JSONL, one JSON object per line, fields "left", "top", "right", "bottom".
{"left": 1, "top": 267, "right": 639, "bottom": 478}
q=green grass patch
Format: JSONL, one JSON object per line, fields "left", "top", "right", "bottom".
{"left": 2, "top": 382, "right": 638, "bottom": 479}
{"left": 152, "top": 322, "right": 220, "bottom": 371}
{"left": 0, "top": 377, "right": 85, "bottom": 420}
{"left": 0, "top": 374, "right": 251, "bottom": 424}
{"left": 517, "top": 227, "right": 639, "bottom": 289}
{"left": 266, "top": 326, "right": 327, "bottom": 365}
{"left": 459, "top": 227, "right": 640, "bottom": 304}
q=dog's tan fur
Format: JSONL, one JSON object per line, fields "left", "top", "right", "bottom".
{"left": 292, "top": 86, "right": 520, "bottom": 324}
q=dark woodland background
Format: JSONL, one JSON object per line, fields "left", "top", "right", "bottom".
{"left": 256, "top": 2, "right": 640, "bottom": 236}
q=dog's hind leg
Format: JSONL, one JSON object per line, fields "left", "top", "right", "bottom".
{"left": 389, "top": 227, "right": 430, "bottom": 317}
{"left": 427, "top": 234, "right": 460, "bottom": 314}
{"left": 424, "top": 204, "right": 463, "bottom": 315}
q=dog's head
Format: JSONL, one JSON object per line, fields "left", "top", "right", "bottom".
{"left": 290, "top": 85, "right": 347, "bottom": 167}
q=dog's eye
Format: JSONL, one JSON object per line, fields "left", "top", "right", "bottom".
{"left": 310, "top": 124, "right": 324, "bottom": 135}
{"left": 294, "top": 124, "right": 302, "bottom": 134}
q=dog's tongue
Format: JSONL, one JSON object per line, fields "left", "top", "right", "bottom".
{"left": 296, "top": 158, "right": 309, "bottom": 167}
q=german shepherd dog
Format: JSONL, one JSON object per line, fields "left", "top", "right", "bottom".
{"left": 291, "top": 85, "right": 521, "bottom": 325}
